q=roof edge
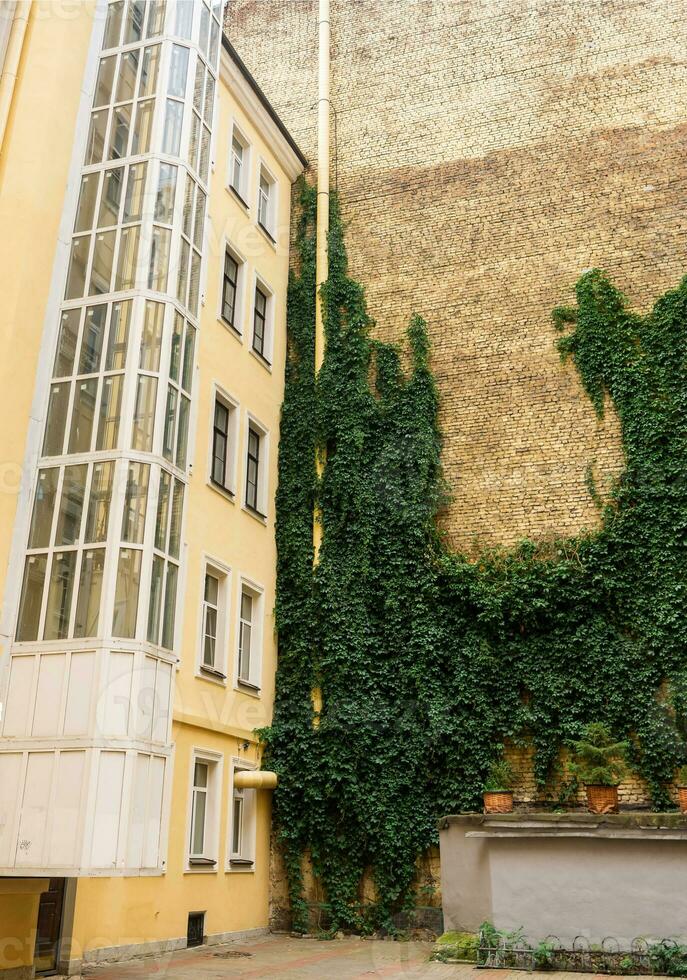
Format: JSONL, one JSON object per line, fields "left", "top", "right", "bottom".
{"left": 221, "top": 34, "right": 309, "bottom": 170}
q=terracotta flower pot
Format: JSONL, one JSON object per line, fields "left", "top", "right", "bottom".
{"left": 677, "top": 786, "right": 687, "bottom": 814}
{"left": 585, "top": 784, "right": 619, "bottom": 814}
{"left": 483, "top": 790, "right": 514, "bottom": 814}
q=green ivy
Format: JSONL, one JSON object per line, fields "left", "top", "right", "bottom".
{"left": 261, "top": 178, "right": 687, "bottom": 932}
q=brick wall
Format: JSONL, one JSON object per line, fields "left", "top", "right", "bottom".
{"left": 226, "top": 0, "right": 687, "bottom": 553}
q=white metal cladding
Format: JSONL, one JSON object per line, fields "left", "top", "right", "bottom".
{"left": 0, "top": 0, "right": 222, "bottom": 875}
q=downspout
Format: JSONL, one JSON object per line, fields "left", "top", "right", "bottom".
{"left": 0, "top": 1, "right": 30, "bottom": 158}
{"left": 311, "top": 0, "right": 330, "bottom": 726}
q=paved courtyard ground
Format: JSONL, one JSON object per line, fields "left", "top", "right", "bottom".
{"left": 74, "top": 933, "right": 669, "bottom": 979}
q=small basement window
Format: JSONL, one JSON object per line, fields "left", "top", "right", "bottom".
{"left": 187, "top": 911, "right": 205, "bottom": 947}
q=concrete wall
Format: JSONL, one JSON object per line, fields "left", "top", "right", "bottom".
{"left": 440, "top": 814, "right": 687, "bottom": 945}
{"left": 225, "top": 0, "right": 687, "bottom": 554}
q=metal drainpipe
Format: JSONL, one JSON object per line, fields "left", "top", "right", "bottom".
{"left": 0, "top": 1, "right": 30, "bottom": 159}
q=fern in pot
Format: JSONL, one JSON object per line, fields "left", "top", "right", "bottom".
{"left": 483, "top": 758, "right": 517, "bottom": 814}
{"left": 568, "top": 722, "right": 629, "bottom": 813}
{"left": 674, "top": 765, "right": 687, "bottom": 813}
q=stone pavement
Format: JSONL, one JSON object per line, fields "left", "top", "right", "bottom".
{"left": 71, "top": 933, "right": 670, "bottom": 980}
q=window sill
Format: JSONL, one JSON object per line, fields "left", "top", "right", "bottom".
{"left": 208, "top": 477, "right": 236, "bottom": 504}
{"left": 229, "top": 858, "right": 255, "bottom": 872}
{"left": 228, "top": 184, "right": 249, "bottom": 211}
{"left": 199, "top": 664, "right": 227, "bottom": 682}
{"left": 250, "top": 346, "right": 272, "bottom": 372}
{"left": 188, "top": 857, "right": 217, "bottom": 867}
{"left": 237, "top": 677, "right": 261, "bottom": 696}
{"left": 257, "top": 221, "right": 276, "bottom": 248}
{"left": 243, "top": 502, "right": 268, "bottom": 524}
{"left": 218, "top": 315, "right": 243, "bottom": 343}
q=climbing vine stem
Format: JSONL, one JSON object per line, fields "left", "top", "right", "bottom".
{"left": 260, "top": 178, "right": 687, "bottom": 932}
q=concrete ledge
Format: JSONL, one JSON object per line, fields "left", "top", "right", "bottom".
{"left": 441, "top": 811, "right": 687, "bottom": 840}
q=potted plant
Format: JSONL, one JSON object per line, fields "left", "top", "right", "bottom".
{"left": 675, "top": 765, "right": 687, "bottom": 813}
{"left": 483, "top": 759, "right": 517, "bottom": 813}
{"left": 568, "top": 722, "right": 629, "bottom": 813}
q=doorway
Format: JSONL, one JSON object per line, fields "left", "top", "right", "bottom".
{"left": 35, "top": 878, "right": 66, "bottom": 975}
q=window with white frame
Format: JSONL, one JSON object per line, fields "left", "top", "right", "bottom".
{"left": 244, "top": 420, "right": 267, "bottom": 517}
{"left": 199, "top": 558, "right": 229, "bottom": 678}
{"left": 229, "top": 126, "right": 249, "bottom": 203}
{"left": 251, "top": 282, "right": 272, "bottom": 364}
{"left": 210, "top": 390, "right": 237, "bottom": 494}
{"left": 257, "top": 166, "right": 275, "bottom": 237}
{"left": 229, "top": 764, "right": 256, "bottom": 868}
{"left": 221, "top": 247, "right": 242, "bottom": 332}
{"left": 188, "top": 751, "right": 221, "bottom": 867}
{"left": 236, "top": 580, "right": 263, "bottom": 690}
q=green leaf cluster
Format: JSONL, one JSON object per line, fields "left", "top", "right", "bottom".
{"left": 484, "top": 758, "right": 517, "bottom": 792}
{"left": 568, "top": 722, "right": 629, "bottom": 786}
{"left": 264, "top": 178, "right": 687, "bottom": 931}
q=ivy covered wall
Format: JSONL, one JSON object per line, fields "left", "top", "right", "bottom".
{"left": 262, "top": 180, "right": 687, "bottom": 931}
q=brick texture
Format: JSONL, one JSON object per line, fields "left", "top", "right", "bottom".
{"left": 226, "top": 0, "right": 687, "bottom": 553}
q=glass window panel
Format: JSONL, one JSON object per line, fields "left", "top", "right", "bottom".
{"left": 68, "top": 378, "right": 98, "bottom": 454}
{"left": 231, "top": 136, "right": 242, "bottom": 192}
{"left": 175, "top": 395, "right": 190, "bottom": 469}
{"left": 122, "top": 461, "right": 150, "bottom": 543}
{"left": 79, "top": 304, "right": 107, "bottom": 374}
{"left": 192, "top": 62, "right": 204, "bottom": 114}
{"left": 176, "top": 238, "right": 189, "bottom": 306}
{"left": 169, "top": 44, "right": 189, "bottom": 98}
{"left": 123, "top": 162, "right": 147, "bottom": 221}
{"left": 112, "top": 547, "right": 141, "bottom": 638}
{"left": 175, "top": 0, "right": 194, "bottom": 39}
{"left": 181, "top": 324, "right": 195, "bottom": 392}
{"left": 108, "top": 102, "right": 131, "bottom": 160}
{"left": 239, "top": 622, "right": 251, "bottom": 681}
{"left": 162, "top": 386, "right": 177, "bottom": 462}
{"left": 162, "top": 99, "right": 183, "bottom": 156}
{"left": 168, "top": 479, "right": 183, "bottom": 559}
{"left": 93, "top": 54, "right": 117, "bottom": 108}
{"left": 188, "top": 112, "right": 200, "bottom": 171}
{"left": 191, "top": 785, "right": 206, "bottom": 854}
{"left": 199, "top": 126, "right": 210, "bottom": 183}
{"left": 55, "top": 464, "right": 87, "bottom": 545}
{"left": 161, "top": 561, "right": 177, "bottom": 649}
{"left": 73, "top": 548, "right": 105, "bottom": 638}
{"left": 115, "top": 223, "right": 140, "bottom": 291}
{"left": 147, "top": 554, "right": 164, "bottom": 643}
{"left": 85, "top": 460, "right": 114, "bottom": 542}
{"left": 28, "top": 468, "right": 59, "bottom": 549}
{"left": 232, "top": 795, "right": 242, "bottom": 854}
{"left": 212, "top": 0, "right": 223, "bottom": 20}
{"left": 88, "top": 230, "right": 116, "bottom": 296}
{"left": 155, "top": 163, "right": 177, "bottom": 224}
{"left": 43, "top": 550, "right": 77, "bottom": 640}
{"left": 96, "top": 373, "right": 123, "bottom": 450}
{"left": 241, "top": 591, "right": 253, "bottom": 623}
{"left": 43, "top": 382, "right": 70, "bottom": 457}
{"left": 124, "top": 0, "right": 145, "bottom": 43}
{"left": 115, "top": 49, "right": 139, "bottom": 104}
{"left": 195, "top": 760, "right": 208, "bottom": 788}
{"left": 188, "top": 249, "right": 200, "bottom": 314}
{"left": 75, "top": 173, "right": 99, "bottom": 233}
{"left": 148, "top": 225, "right": 170, "bottom": 292}
{"left": 199, "top": 4, "right": 210, "bottom": 55}
{"left": 205, "top": 572, "right": 218, "bottom": 605}
{"left": 98, "top": 166, "right": 124, "bottom": 228}
{"left": 212, "top": 400, "right": 227, "bottom": 486}
{"left": 193, "top": 188, "right": 205, "bottom": 250}
{"left": 53, "top": 309, "right": 80, "bottom": 378}
{"left": 139, "top": 301, "right": 164, "bottom": 370}
{"left": 16, "top": 554, "right": 47, "bottom": 642}
{"left": 209, "top": 16, "right": 219, "bottom": 66}
{"left": 105, "top": 299, "right": 132, "bottom": 370}
{"left": 65, "top": 236, "right": 89, "bottom": 300}
{"left": 131, "top": 375, "right": 157, "bottom": 452}
{"left": 203, "top": 605, "right": 216, "bottom": 666}
{"left": 138, "top": 44, "right": 160, "bottom": 98}
{"left": 131, "top": 98, "right": 154, "bottom": 155}
{"left": 182, "top": 175, "right": 194, "bottom": 238}
{"left": 85, "top": 110, "right": 108, "bottom": 166}
{"left": 155, "top": 470, "right": 171, "bottom": 551}
{"left": 103, "top": 0, "right": 124, "bottom": 49}
{"left": 146, "top": 0, "right": 165, "bottom": 37}
{"left": 203, "top": 74, "right": 214, "bottom": 124}
{"left": 169, "top": 312, "right": 183, "bottom": 381}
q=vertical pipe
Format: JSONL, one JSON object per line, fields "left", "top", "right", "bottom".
{"left": 0, "top": 1, "right": 30, "bottom": 159}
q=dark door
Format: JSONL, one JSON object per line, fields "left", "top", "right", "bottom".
{"left": 35, "top": 878, "right": 66, "bottom": 975}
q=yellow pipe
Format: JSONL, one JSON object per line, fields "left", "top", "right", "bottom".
{"left": 234, "top": 770, "right": 278, "bottom": 790}
{"left": 0, "top": 1, "right": 30, "bottom": 158}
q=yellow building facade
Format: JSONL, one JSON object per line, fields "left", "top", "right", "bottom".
{"left": 0, "top": 2, "right": 305, "bottom": 976}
